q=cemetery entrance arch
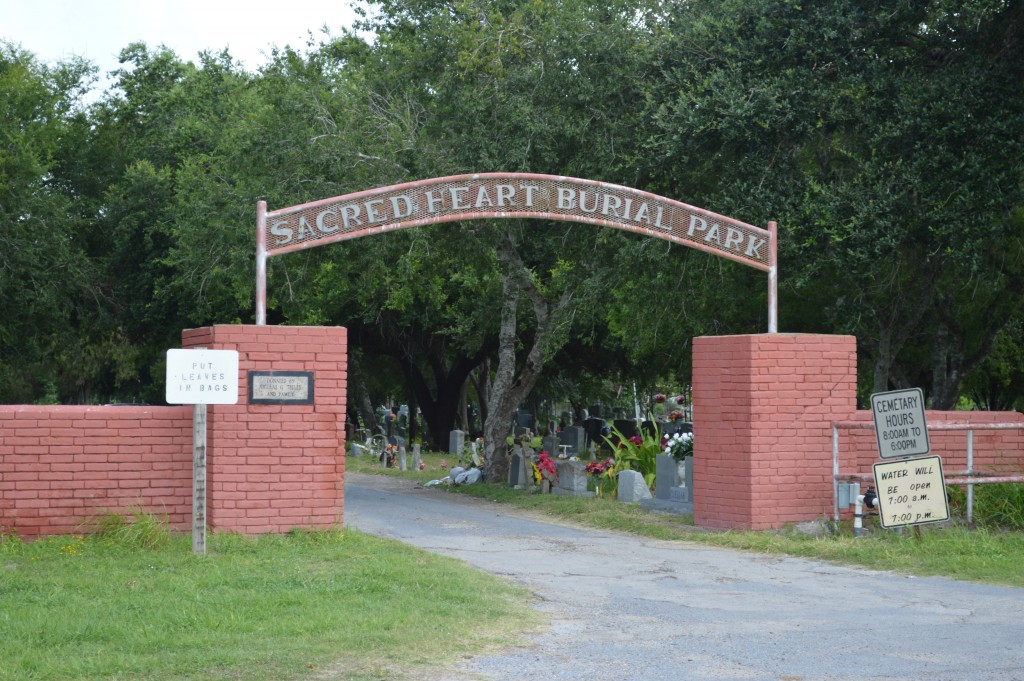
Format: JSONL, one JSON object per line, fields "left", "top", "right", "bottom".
{"left": 255, "top": 173, "right": 777, "bottom": 329}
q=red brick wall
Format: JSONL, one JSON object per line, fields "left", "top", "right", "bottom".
{"left": 0, "top": 405, "right": 193, "bottom": 537}
{"left": 181, "top": 325, "right": 347, "bottom": 534}
{"left": 693, "top": 334, "right": 858, "bottom": 529}
{"left": 1, "top": 324, "right": 348, "bottom": 538}
{"left": 836, "top": 410, "right": 1024, "bottom": 478}
{"left": 693, "top": 333, "right": 1024, "bottom": 530}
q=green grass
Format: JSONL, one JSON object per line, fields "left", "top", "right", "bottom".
{"left": 349, "top": 449, "right": 1024, "bottom": 588}
{"left": 0, "top": 525, "right": 538, "bottom": 681}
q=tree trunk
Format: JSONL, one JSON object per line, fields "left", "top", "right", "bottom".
{"left": 349, "top": 354, "right": 380, "bottom": 436}
{"left": 483, "top": 229, "right": 574, "bottom": 483}
{"left": 929, "top": 320, "right": 962, "bottom": 410}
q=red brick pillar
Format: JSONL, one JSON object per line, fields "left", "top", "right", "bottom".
{"left": 181, "top": 325, "right": 347, "bottom": 534}
{"left": 692, "top": 334, "right": 857, "bottom": 529}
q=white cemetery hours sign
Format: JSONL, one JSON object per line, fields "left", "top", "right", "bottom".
{"left": 166, "top": 349, "right": 240, "bottom": 405}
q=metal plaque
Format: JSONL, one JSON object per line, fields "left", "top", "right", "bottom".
{"left": 248, "top": 371, "right": 314, "bottom": 405}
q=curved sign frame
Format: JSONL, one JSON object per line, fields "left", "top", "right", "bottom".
{"left": 255, "top": 173, "right": 777, "bottom": 330}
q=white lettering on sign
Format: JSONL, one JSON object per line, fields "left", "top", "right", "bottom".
{"left": 870, "top": 388, "right": 930, "bottom": 459}
{"left": 263, "top": 175, "right": 771, "bottom": 270}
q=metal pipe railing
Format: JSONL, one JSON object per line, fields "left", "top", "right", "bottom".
{"left": 832, "top": 421, "right": 1024, "bottom": 526}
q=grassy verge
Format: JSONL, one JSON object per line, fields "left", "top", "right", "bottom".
{"left": 348, "top": 450, "right": 1024, "bottom": 588}
{"left": 0, "top": 526, "right": 538, "bottom": 681}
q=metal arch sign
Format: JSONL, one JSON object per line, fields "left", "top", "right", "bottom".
{"left": 255, "top": 173, "right": 778, "bottom": 329}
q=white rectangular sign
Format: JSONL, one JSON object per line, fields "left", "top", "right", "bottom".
{"left": 870, "top": 388, "right": 930, "bottom": 459}
{"left": 872, "top": 455, "right": 949, "bottom": 528}
{"left": 166, "top": 349, "right": 239, "bottom": 405}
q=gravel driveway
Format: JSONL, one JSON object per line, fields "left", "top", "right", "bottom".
{"left": 344, "top": 473, "right": 1024, "bottom": 681}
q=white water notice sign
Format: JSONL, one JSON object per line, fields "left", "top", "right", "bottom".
{"left": 872, "top": 455, "right": 950, "bottom": 528}
{"left": 870, "top": 388, "right": 930, "bottom": 459}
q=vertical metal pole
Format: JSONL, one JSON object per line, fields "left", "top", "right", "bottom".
{"left": 833, "top": 424, "right": 840, "bottom": 526}
{"left": 256, "top": 200, "right": 268, "bottom": 326}
{"left": 966, "top": 429, "right": 974, "bottom": 525}
{"left": 767, "top": 220, "right": 778, "bottom": 333}
{"left": 192, "top": 403, "right": 207, "bottom": 555}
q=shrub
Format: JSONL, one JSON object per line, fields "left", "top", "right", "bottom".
{"left": 86, "top": 507, "right": 171, "bottom": 550}
{"left": 947, "top": 483, "right": 1024, "bottom": 530}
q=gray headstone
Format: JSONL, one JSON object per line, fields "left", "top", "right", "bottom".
{"left": 655, "top": 454, "right": 680, "bottom": 500}
{"left": 617, "top": 469, "right": 652, "bottom": 502}
{"left": 348, "top": 442, "right": 362, "bottom": 457}
{"left": 448, "top": 429, "right": 465, "bottom": 456}
{"left": 509, "top": 452, "right": 523, "bottom": 487}
{"left": 542, "top": 435, "right": 559, "bottom": 457}
{"left": 559, "top": 426, "right": 586, "bottom": 456}
{"left": 413, "top": 443, "right": 422, "bottom": 470}
{"left": 398, "top": 446, "right": 407, "bottom": 471}
{"left": 516, "top": 409, "right": 533, "bottom": 428}
{"left": 553, "top": 460, "right": 593, "bottom": 497}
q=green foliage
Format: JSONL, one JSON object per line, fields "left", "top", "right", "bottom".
{"left": 602, "top": 424, "right": 660, "bottom": 491}
{"left": 1, "top": 0, "right": 1022, "bottom": 418}
{"left": 644, "top": 0, "right": 1024, "bottom": 406}
{"left": 84, "top": 507, "right": 171, "bottom": 551}
{"left": 948, "top": 483, "right": 1024, "bottom": 531}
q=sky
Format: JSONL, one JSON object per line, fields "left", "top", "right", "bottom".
{"left": 2, "top": 0, "right": 360, "bottom": 91}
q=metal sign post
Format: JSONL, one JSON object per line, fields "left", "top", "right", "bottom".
{"left": 869, "top": 387, "right": 948, "bottom": 530}
{"left": 166, "top": 349, "right": 240, "bottom": 554}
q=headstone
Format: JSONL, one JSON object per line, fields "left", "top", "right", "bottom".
{"left": 559, "top": 426, "right": 586, "bottom": 457}
{"left": 448, "top": 429, "right": 465, "bottom": 456}
{"left": 588, "top": 404, "right": 602, "bottom": 418}
{"left": 617, "top": 469, "right": 652, "bottom": 502}
{"left": 655, "top": 454, "right": 680, "bottom": 500}
{"left": 553, "top": 460, "right": 593, "bottom": 497}
{"left": 542, "top": 435, "right": 559, "bottom": 457}
{"left": 413, "top": 443, "right": 422, "bottom": 470}
{"left": 509, "top": 451, "right": 524, "bottom": 487}
{"left": 583, "top": 418, "right": 605, "bottom": 449}
{"left": 348, "top": 442, "right": 362, "bottom": 457}
{"left": 516, "top": 409, "right": 533, "bottom": 429}
{"left": 398, "top": 446, "right": 407, "bottom": 471}
{"left": 671, "top": 456, "right": 694, "bottom": 503}
{"left": 641, "top": 420, "right": 659, "bottom": 440}
{"left": 613, "top": 419, "right": 638, "bottom": 440}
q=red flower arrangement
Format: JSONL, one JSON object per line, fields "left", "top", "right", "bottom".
{"left": 533, "top": 451, "right": 558, "bottom": 484}
{"left": 653, "top": 393, "right": 667, "bottom": 403}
